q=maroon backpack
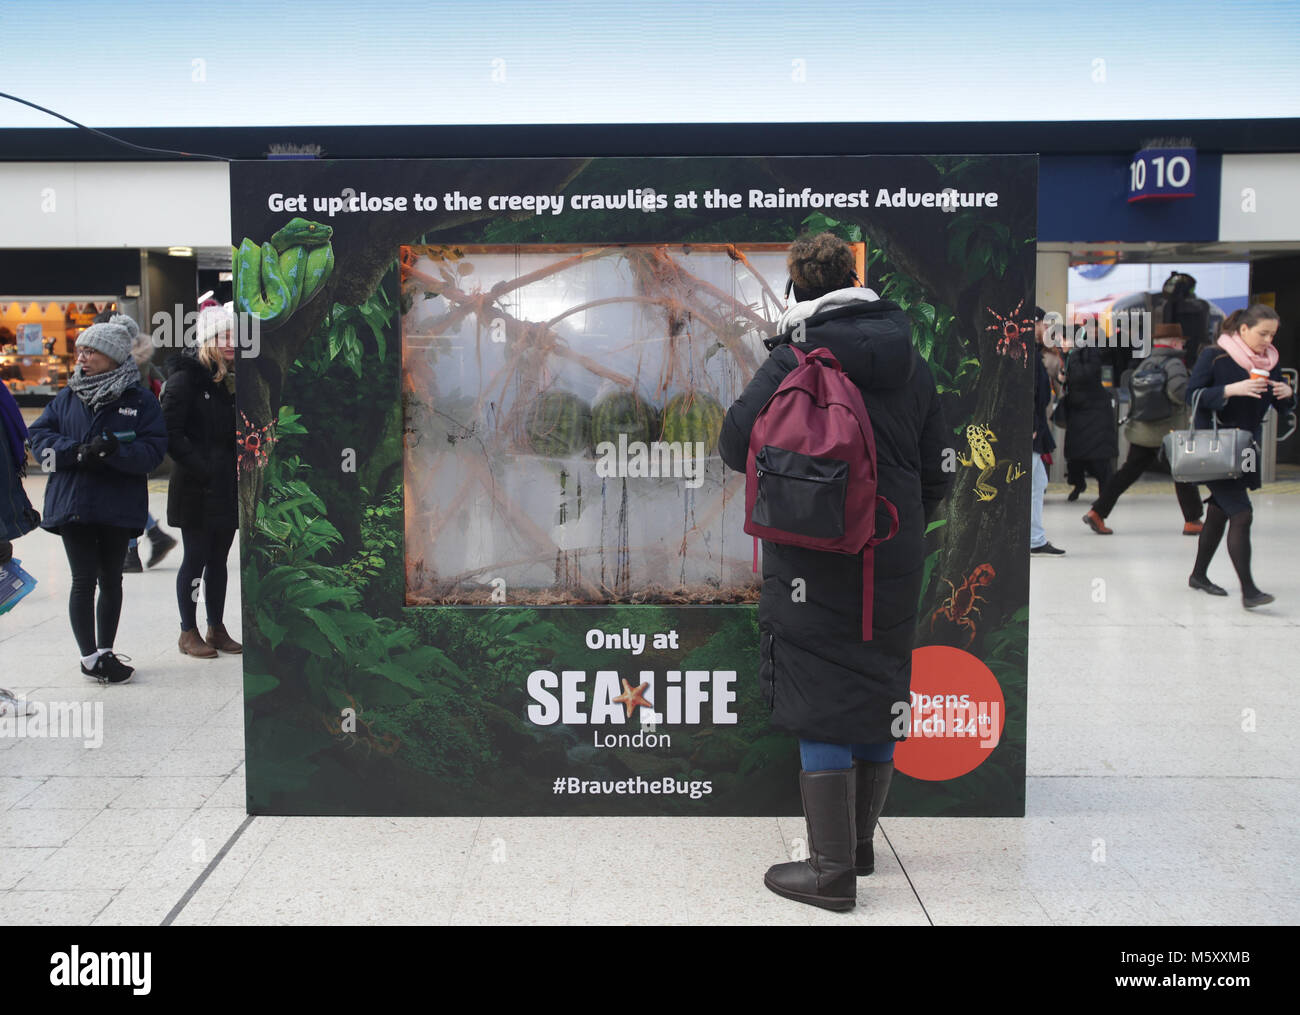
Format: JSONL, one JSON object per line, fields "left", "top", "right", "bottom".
{"left": 743, "top": 345, "right": 898, "bottom": 640}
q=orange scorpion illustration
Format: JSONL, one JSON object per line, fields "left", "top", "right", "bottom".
{"left": 930, "top": 563, "right": 996, "bottom": 647}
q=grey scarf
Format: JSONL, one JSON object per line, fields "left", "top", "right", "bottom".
{"left": 67, "top": 359, "right": 140, "bottom": 413}
{"left": 777, "top": 286, "right": 882, "bottom": 335}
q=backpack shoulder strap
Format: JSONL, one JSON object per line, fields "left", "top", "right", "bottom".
{"left": 795, "top": 346, "right": 845, "bottom": 372}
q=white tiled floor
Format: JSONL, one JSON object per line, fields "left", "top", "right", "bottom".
{"left": 1, "top": 474, "right": 1297, "bottom": 925}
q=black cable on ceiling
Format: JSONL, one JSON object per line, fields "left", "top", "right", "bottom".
{"left": 0, "top": 91, "right": 232, "bottom": 162}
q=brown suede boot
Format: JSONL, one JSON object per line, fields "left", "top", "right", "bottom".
{"left": 179, "top": 627, "right": 217, "bottom": 658}
{"left": 205, "top": 623, "right": 242, "bottom": 654}
{"left": 763, "top": 768, "right": 857, "bottom": 911}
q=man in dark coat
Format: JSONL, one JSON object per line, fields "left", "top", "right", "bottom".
{"left": 1059, "top": 327, "right": 1117, "bottom": 500}
{"left": 717, "top": 233, "right": 951, "bottom": 911}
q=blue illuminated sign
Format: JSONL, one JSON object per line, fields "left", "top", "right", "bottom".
{"left": 1128, "top": 147, "right": 1197, "bottom": 202}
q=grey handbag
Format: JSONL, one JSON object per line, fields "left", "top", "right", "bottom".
{"left": 1162, "top": 389, "right": 1257, "bottom": 483}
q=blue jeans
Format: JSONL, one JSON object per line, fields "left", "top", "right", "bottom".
{"left": 799, "top": 739, "right": 895, "bottom": 771}
{"left": 128, "top": 513, "right": 158, "bottom": 550}
{"left": 1029, "top": 454, "right": 1048, "bottom": 548}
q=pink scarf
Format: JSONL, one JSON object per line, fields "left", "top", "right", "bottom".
{"left": 1217, "top": 332, "right": 1278, "bottom": 373}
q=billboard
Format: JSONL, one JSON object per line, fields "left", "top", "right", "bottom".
{"left": 231, "top": 155, "right": 1035, "bottom": 815}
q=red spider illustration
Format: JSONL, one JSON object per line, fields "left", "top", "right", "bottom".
{"left": 930, "top": 562, "right": 996, "bottom": 647}
{"left": 985, "top": 299, "right": 1035, "bottom": 367}
{"left": 237, "top": 411, "right": 277, "bottom": 475}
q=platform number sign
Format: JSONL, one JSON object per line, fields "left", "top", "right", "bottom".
{"left": 1127, "top": 147, "right": 1196, "bottom": 202}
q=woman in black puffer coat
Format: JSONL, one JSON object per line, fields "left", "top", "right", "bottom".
{"left": 718, "top": 233, "right": 952, "bottom": 911}
{"left": 1058, "top": 327, "right": 1118, "bottom": 500}
{"left": 27, "top": 315, "right": 168, "bottom": 683}
{"left": 162, "top": 305, "right": 241, "bottom": 659}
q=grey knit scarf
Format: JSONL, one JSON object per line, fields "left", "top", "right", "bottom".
{"left": 67, "top": 360, "right": 140, "bottom": 413}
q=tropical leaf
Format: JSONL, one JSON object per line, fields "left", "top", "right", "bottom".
{"left": 285, "top": 617, "right": 334, "bottom": 658}
{"left": 483, "top": 610, "right": 535, "bottom": 637}
{"left": 919, "top": 546, "right": 942, "bottom": 614}
{"left": 256, "top": 517, "right": 293, "bottom": 542}
{"left": 917, "top": 326, "right": 935, "bottom": 362}
{"left": 268, "top": 495, "right": 319, "bottom": 517}
{"left": 382, "top": 627, "right": 417, "bottom": 652}
{"left": 244, "top": 671, "right": 280, "bottom": 698}
{"left": 300, "top": 607, "right": 347, "bottom": 654}
{"left": 366, "top": 662, "right": 425, "bottom": 693}
{"left": 276, "top": 406, "right": 308, "bottom": 436}
{"left": 285, "top": 581, "right": 358, "bottom": 609}
{"left": 331, "top": 611, "right": 377, "bottom": 637}
{"left": 256, "top": 611, "right": 289, "bottom": 650}
{"left": 415, "top": 644, "right": 466, "bottom": 679}
{"left": 261, "top": 565, "right": 307, "bottom": 597}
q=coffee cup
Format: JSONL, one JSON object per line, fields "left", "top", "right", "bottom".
{"left": 1250, "top": 368, "right": 1270, "bottom": 385}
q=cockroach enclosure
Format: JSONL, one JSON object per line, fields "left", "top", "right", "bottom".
{"left": 401, "top": 243, "right": 800, "bottom": 605}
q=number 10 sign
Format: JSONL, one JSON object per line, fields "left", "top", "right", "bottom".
{"left": 1127, "top": 146, "right": 1196, "bottom": 202}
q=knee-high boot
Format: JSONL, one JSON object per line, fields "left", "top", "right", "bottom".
{"left": 764, "top": 768, "right": 857, "bottom": 911}
{"left": 853, "top": 759, "right": 894, "bottom": 875}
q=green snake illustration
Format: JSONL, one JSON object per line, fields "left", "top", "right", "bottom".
{"left": 233, "top": 217, "right": 334, "bottom": 331}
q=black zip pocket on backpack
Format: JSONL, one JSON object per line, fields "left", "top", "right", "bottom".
{"left": 752, "top": 445, "right": 848, "bottom": 539}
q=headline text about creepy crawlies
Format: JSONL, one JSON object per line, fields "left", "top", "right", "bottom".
{"left": 268, "top": 185, "right": 1000, "bottom": 219}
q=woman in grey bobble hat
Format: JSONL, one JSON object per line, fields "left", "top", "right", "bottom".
{"left": 27, "top": 314, "right": 169, "bottom": 683}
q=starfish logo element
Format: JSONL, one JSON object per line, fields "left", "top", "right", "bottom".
{"left": 612, "top": 679, "right": 653, "bottom": 719}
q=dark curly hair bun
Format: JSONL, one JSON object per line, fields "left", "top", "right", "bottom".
{"left": 787, "top": 232, "right": 856, "bottom": 300}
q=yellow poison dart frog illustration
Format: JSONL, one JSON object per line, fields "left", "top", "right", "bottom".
{"left": 957, "top": 423, "right": 1024, "bottom": 502}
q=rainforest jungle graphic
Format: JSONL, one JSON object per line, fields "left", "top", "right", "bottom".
{"left": 232, "top": 156, "right": 1036, "bottom": 816}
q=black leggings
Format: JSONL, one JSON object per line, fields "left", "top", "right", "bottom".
{"left": 176, "top": 525, "right": 237, "bottom": 631}
{"left": 1193, "top": 501, "right": 1260, "bottom": 596}
{"left": 60, "top": 523, "right": 132, "bottom": 657}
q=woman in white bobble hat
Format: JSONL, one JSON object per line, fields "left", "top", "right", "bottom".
{"left": 161, "top": 303, "right": 242, "bottom": 658}
{"left": 27, "top": 313, "right": 169, "bottom": 683}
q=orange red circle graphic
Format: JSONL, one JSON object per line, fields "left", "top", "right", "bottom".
{"left": 894, "top": 645, "right": 1006, "bottom": 781}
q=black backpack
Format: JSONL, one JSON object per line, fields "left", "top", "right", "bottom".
{"left": 1126, "top": 356, "right": 1173, "bottom": 422}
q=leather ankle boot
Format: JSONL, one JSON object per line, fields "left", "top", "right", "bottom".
{"left": 145, "top": 526, "right": 177, "bottom": 568}
{"left": 205, "top": 623, "right": 242, "bottom": 654}
{"left": 178, "top": 627, "right": 217, "bottom": 658}
{"left": 1082, "top": 509, "right": 1112, "bottom": 535}
{"left": 852, "top": 759, "right": 894, "bottom": 875}
{"left": 763, "top": 768, "right": 857, "bottom": 911}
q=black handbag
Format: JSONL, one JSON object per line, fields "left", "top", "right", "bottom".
{"left": 1162, "top": 389, "right": 1257, "bottom": 483}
